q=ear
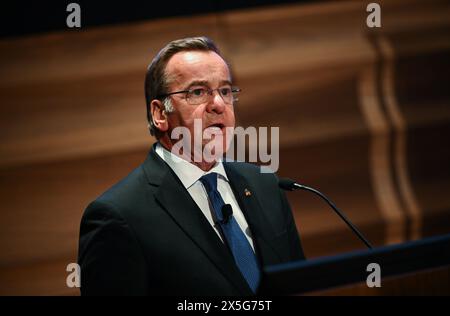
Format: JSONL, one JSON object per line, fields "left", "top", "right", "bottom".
{"left": 150, "top": 99, "right": 169, "bottom": 133}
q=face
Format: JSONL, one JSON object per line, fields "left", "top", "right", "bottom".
{"left": 153, "top": 50, "right": 236, "bottom": 162}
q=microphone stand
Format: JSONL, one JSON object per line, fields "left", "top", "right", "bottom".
{"left": 288, "top": 181, "right": 373, "bottom": 249}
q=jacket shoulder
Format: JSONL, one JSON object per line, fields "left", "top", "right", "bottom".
{"left": 88, "top": 165, "right": 151, "bottom": 216}
{"left": 224, "top": 161, "right": 279, "bottom": 183}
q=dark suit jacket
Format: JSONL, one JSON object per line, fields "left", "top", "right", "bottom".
{"left": 78, "top": 146, "right": 305, "bottom": 295}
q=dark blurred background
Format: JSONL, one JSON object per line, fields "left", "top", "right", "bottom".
{"left": 0, "top": 0, "right": 313, "bottom": 38}
{"left": 0, "top": 0, "right": 449, "bottom": 295}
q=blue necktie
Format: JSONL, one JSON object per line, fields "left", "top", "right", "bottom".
{"left": 199, "top": 173, "right": 261, "bottom": 293}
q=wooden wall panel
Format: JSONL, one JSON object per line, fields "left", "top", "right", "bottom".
{"left": 0, "top": 0, "right": 448, "bottom": 295}
{"left": 0, "top": 149, "right": 147, "bottom": 295}
{"left": 0, "top": 15, "right": 225, "bottom": 168}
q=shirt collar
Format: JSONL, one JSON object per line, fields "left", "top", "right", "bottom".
{"left": 155, "top": 142, "right": 229, "bottom": 189}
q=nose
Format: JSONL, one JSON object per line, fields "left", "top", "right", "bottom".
{"left": 206, "top": 90, "right": 226, "bottom": 114}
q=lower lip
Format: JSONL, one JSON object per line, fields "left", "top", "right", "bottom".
{"left": 205, "top": 126, "right": 223, "bottom": 132}
{"left": 203, "top": 126, "right": 224, "bottom": 137}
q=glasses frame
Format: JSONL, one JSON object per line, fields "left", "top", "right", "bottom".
{"left": 157, "top": 86, "right": 241, "bottom": 105}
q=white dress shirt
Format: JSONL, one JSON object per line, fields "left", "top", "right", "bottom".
{"left": 155, "top": 142, "right": 255, "bottom": 251}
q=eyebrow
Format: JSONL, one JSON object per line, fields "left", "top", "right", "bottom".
{"left": 184, "top": 80, "right": 232, "bottom": 90}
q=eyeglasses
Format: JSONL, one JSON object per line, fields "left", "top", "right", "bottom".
{"left": 157, "top": 86, "right": 241, "bottom": 105}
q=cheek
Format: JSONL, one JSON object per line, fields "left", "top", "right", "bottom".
{"left": 226, "top": 107, "right": 236, "bottom": 126}
{"left": 185, "top": 107, "right": 206, "bottom": 129}
{"left": 192, "top": 106, "right": 206, "bottom": 120}
{"left": 171, "top": 104, "right": 200, "bottom": 126}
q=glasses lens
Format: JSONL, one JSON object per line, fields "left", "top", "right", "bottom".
{"left": 219, "top": 87, "right": 233, "bottom": 104}
{"left": 187, "top": 88, "right": 207, "bottom": 105}
{"left": 186, "top": 87, "right": 240, "bottom": 105}
{"left": 231, "top": 87, "right": 240, "bottom": 102}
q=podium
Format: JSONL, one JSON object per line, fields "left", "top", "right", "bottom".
{"left": 259, "top": 234, "right": 450, "bottom": 295}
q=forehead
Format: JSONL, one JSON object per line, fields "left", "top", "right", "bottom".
{"left": 165, "top": 51, "right": 231, "bottom": 88}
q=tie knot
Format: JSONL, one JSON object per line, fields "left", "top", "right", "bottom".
{"left": 199, "top": 172, "right": 218, "bottom": 192}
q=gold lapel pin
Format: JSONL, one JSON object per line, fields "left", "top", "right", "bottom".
{"left": 244, "top": 188, "right": 252, "bottom": 197}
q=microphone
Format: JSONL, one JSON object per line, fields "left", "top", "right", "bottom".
{"left": 221, "top": 204, "right": 233, "bottom": 224}
{"left": 279, "top": 178, "right": 373, "bottom": 249}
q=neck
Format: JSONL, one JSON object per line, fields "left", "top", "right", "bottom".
{"left": 158, "top": 138, "right": 217, "bottom": 172}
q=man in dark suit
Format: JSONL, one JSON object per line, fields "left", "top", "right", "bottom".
{"left": 78, "top": 36, "right": 305, "bottom": 296}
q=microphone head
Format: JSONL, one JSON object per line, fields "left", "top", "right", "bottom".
{"left": 278, "top": 178, "right": 297, "bottom": 191}
{"left": 221, "top": 204, "right": 233, "bottom": 224}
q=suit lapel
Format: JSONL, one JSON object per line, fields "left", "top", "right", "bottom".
{"left": 142, "top": 147, "right": 253, "bottom": 295}
{"left": 223, "top": 163, "right": 286, "bottom": 267}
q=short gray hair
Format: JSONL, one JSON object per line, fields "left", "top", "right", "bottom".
{"left": 144, "top": 36, "right": 223, "bottom": 137}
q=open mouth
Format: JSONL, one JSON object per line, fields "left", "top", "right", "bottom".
{"left": 203, "top": 123, "right": 226, "bottom": 138}
{"left": 206, "top": 123, "right": 225, "bottom": 130}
